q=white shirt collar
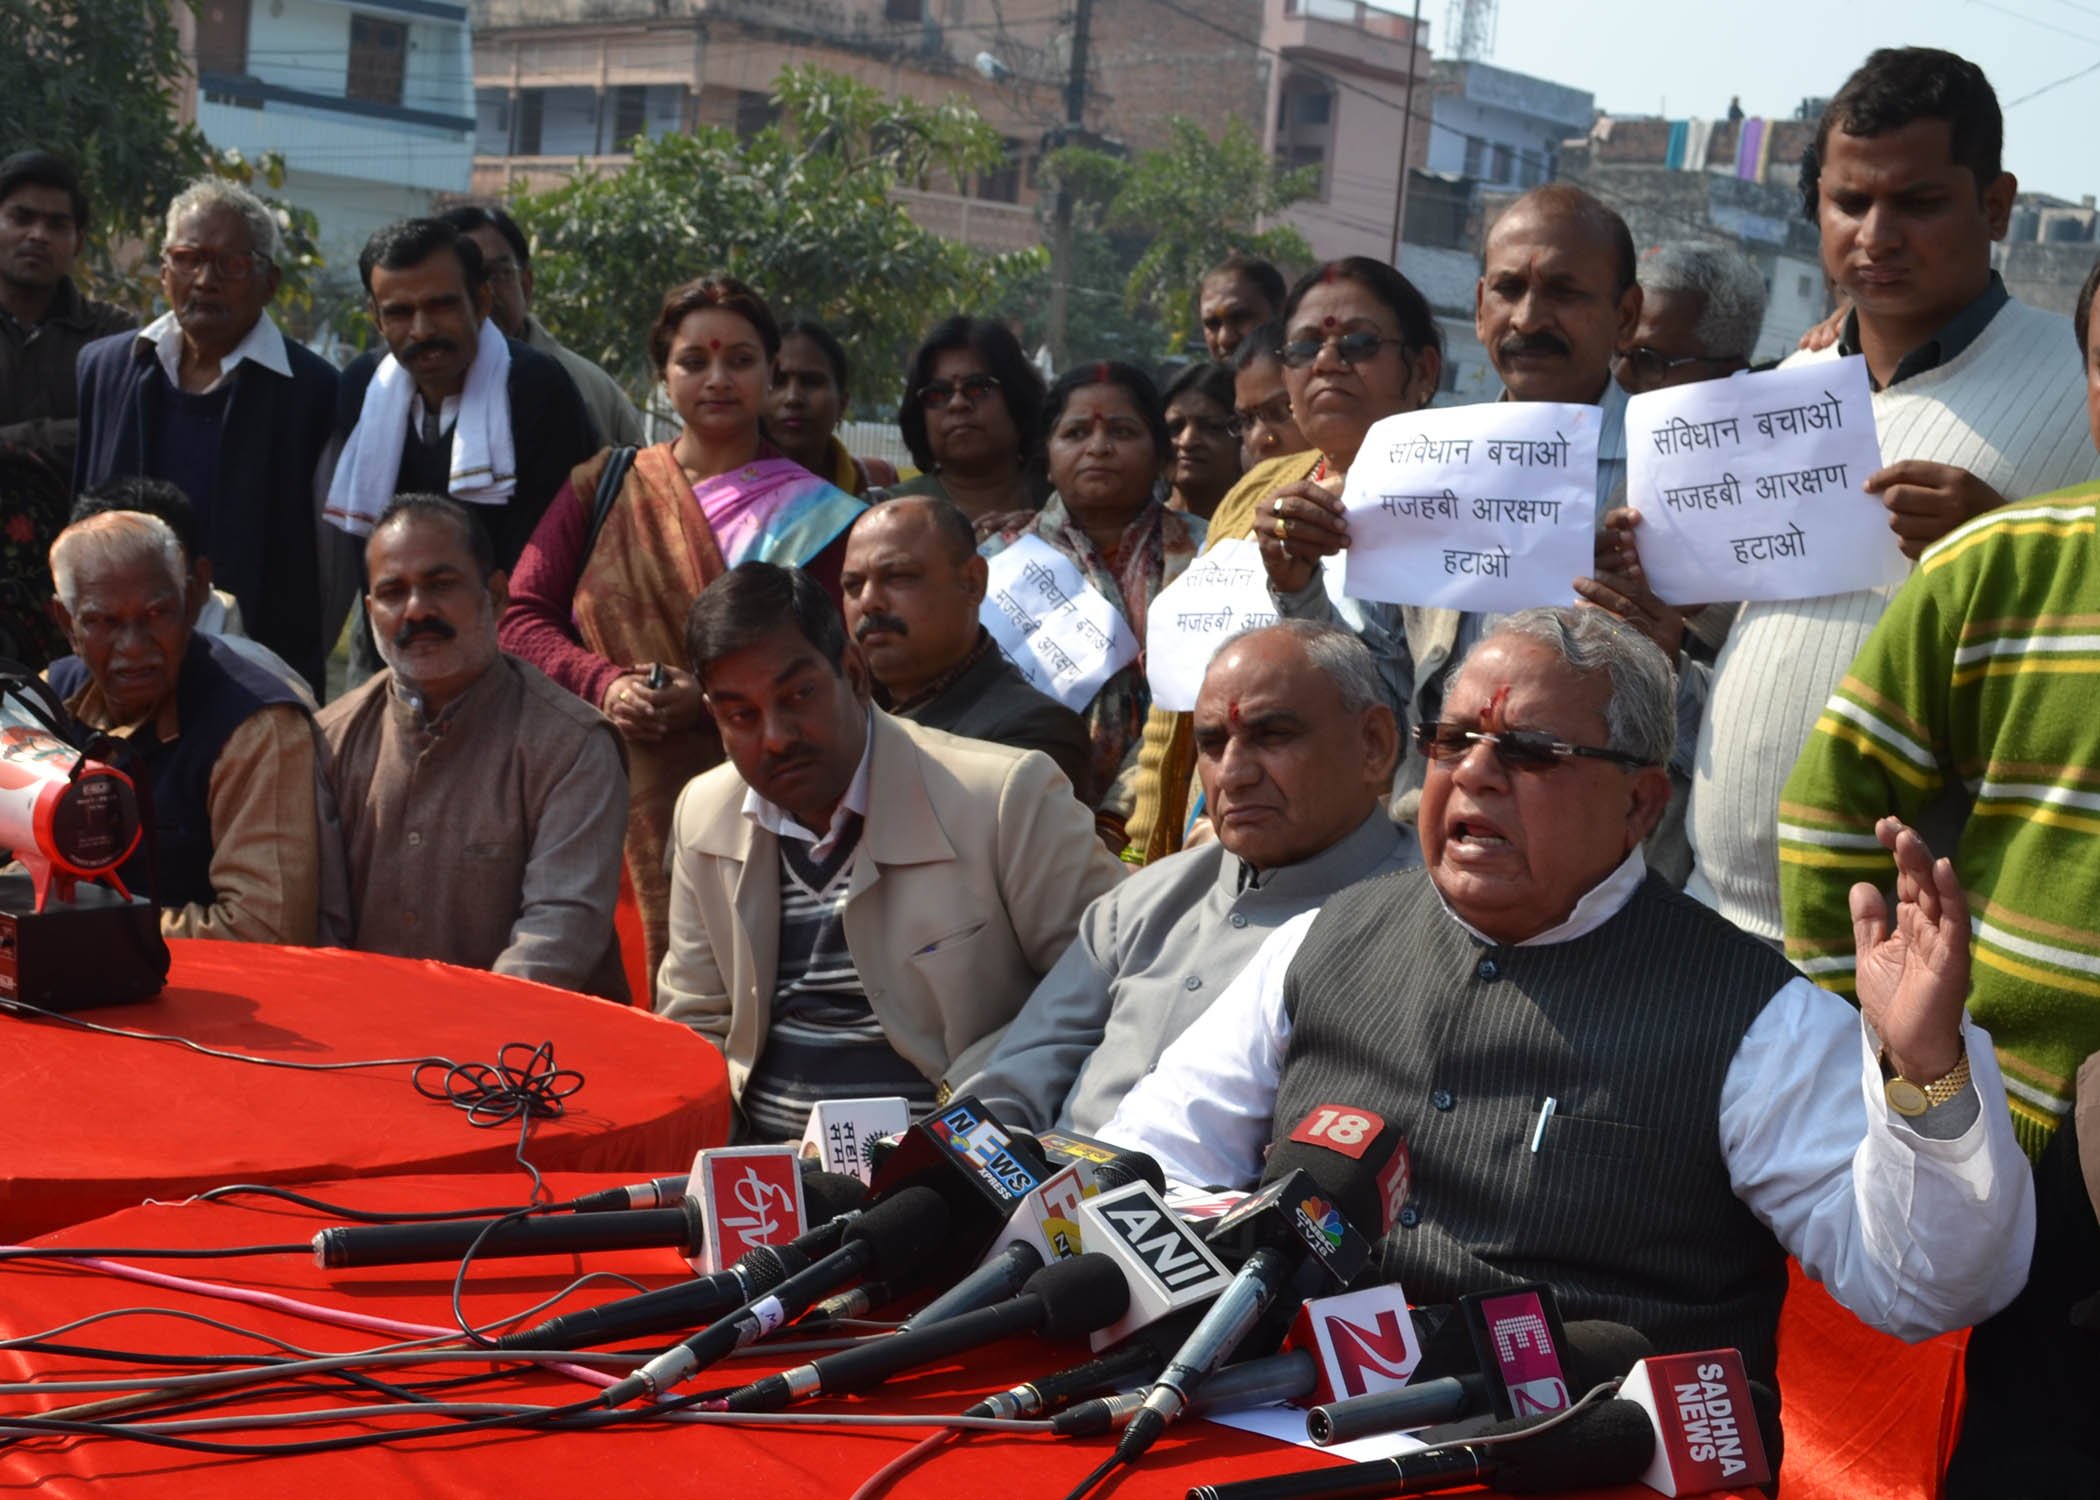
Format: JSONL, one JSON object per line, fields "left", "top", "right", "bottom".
{"left": 741, "top": 712, "right": 875, "bottom": 860}
{"left": 1435, "top": 847, "right": 1648, "bottom": 948}
{"left": 139, "top": 308, "right": 290, "bottom": 392}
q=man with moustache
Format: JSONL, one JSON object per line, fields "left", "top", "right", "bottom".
{"left": 46, "top": 511, "right": 324, "bottom": 943}
{"left": 73, "top": 178, "right": 337, "bottom": 695}
{"left": 838, "top": 496, "right": 1092, "bottom": 801}
{"left": 319, "top": 494, "right": 628, "bottom": 998}
{"left": 325, "top": 218, "right": 595, "bottom": 678}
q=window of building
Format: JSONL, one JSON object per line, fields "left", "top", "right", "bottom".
{"left": 885, "top": 0, "right": 925, "bottom": 19}
{"left": 976, "top": 138, "right": 1022, "bottom": 203}
{"left": 1463, "top": 137, "right": 1484, "bottom": 177}
{"left": 1294, "top": 89, "right": 1331, "bottom": 127}
{"left": 735, "top": 89, "right": 778, "bottom": 141}
{"left": 347, "top": 15, "right": 408, "bottom": 107}
{"left": 516, "top": 90, "right": 545, "bottom": 155}
{"left": 194, "top": 0, "right": 249, "bottom": 75}
{"left": 1283, "top": 143, "right": 1326, "bottom": 198}
{"left": 1491, "top": 143, "right": 1513, "bottom": 182}
{"left": 611, "top": 84, "right": 647, "bottom": 149}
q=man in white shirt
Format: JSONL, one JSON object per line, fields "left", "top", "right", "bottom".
{"left": 1103, "top": 607, "right": 2031, "bottom": 1388}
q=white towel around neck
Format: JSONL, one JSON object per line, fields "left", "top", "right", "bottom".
{"left": 324, "top": 320, "right": 516, "bottom": 537}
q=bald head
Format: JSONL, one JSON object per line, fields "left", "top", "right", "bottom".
{"left": 840, "top": 497, "right": 989, "bottom": 703}
{"left": 1476, "top": 185, "right": 1642, "bottom": 404}
{"left": 1192, "top": 622, "right": 1400, "bottom": 871}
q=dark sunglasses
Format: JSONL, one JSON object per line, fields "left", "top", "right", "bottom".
{"left": 1617, "top": 345, "right": 1736, "bottom": 379}
{"left": 917, "top": 372, "right": 1002, "bottom": 407}
{"left": 1277, "top": 331, "right": 1405, "bottom": 370}
{"left": 1413, "top": 720, "right": 1653, "bottom": 773}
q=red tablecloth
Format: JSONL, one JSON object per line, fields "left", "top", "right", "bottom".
{"left": 0, "top": 944, "right": 730, "bottom": 1240}
{"left": 0, "top": 1174, "right": 1748, "bottom": 1500}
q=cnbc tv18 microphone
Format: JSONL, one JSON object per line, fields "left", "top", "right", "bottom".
{"left": 491, "top": 1171, "right": 870, "bottom": 1352}
{"left": 903, "top": 1148, "right": 1165, "bottom": 1334}
{"left": 716, "top": 1252, "right": 1130, "bottom": 1411}
{"left": 600, "top": 1185, "right": 948, "bottom": 1406}
{"left": 1112, "top": 1103, "right": 1405, "bottom": 1467}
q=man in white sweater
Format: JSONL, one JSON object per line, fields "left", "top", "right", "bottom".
{"left": 1593, "top": 46, "right": 2100, "bottom": 944}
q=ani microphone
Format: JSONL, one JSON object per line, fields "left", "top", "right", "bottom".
{"left": 717, "top": 1253, "right": 1130, "bottom": 1411}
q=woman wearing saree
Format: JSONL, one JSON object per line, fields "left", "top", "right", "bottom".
{"left": 978, "top": 361, "right": 1204, "bottom": 850}
{"left": 500, "top": 275, "right": 863, "bottom": 978}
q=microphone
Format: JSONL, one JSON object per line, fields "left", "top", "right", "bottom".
{"left": 312, "top": 1200, "right": 706, "bottom": 1270}
{"left": 1189, "top": 1397, "right": 1658, "bottom": 1500}
{"left": 602, "top": 1184, "right": 949, "bottom": 1405}
{"left": 797, "top": 1096, "right": 912, "bottom": 1182}
{"left": 490, "top": 1173, "right": 870, "bottom": 1352}
{"left": 902, "top": 1149, "right": 1167, "bottom": 1334}
{"left": 1049, "top": 1350, "right": 1321, "bottom": 1436}
{"left": 717, "top": 1253, "right": 1130, "bottom": 1412}
{"left": 1307, "top": 1319, "right": 1653, "bottom": 1446}
{"left": 1073, "top": 1178, "right": 1234, "bottom": 1351}
{"left": 1115, "top": 1104, "right": 1402, "bottom": 1464}
{"left": 1283, "top": 1280, "right": 1422, "bottom": 1408}
{"left": 687, "top": 1145, "right": 809, "bottom": 1273}
{"left": 866, "top": 1095, "right": 1056, "bottom": 1273}
{"left": 1615, "top": 1348, "right": 1776, "bottom": 1494}
{"left": 567, "top": 1149, "right": 839, "bottom": 1213}
{"left": 795, "top": 1271, "right": 928, "bottom": 1330}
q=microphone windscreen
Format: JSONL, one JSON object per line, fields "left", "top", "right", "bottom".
{"left": 1410, "top": 1305, "right": 1485, "bottom": 1381}
{"left": 803, "top": 1171, "right": 872, "bottom": 1222}
{"left": 843, "top": 1185, "right": 950, "bottom": 1274}
{"left": 1749, "top": 1379, "right": 1784, "bottom": 1477}
{"left": 1557, "top": 1321, "right": 1657, "bottom": 1389}
{"left": 1494, "top": 1399, "right": 1656, "bottom": 1492}
{"left": 1260, "top": 1107, "right": 1409, "bottom": 1237}
{"left": 1094, "top": 1150, "right": 1166, "bottom": 1194}
{"left": 1025, "top": 1253, "right": 1133, "bottom": 1339}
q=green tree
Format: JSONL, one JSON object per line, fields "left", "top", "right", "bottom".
{"left": 508, "top": 67, "right": 1044, "bottom": 411}
{"left": 1050, "top": 116, "right": 1317, "bottom": 355}
{"left": 0, "top": 0, "right": 322, "bottom": 316}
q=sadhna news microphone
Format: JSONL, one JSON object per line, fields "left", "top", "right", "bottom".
{"left": 714, "top": 1252, "right": 1131, "bottom": 1411}
{"left": 1115, "top": 1103, "right": 1409, "bottom": 1466}
{"left": 1189, "top": 1347, "right": 1779, "bottom": 1500}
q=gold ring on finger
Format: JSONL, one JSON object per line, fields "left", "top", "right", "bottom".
{"left": 1275, "top": 516, "right": 1289, "bottom": 541}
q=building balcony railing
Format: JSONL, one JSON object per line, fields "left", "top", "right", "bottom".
{"left": 199, "top": 70, "right": 474, "bottom": 134}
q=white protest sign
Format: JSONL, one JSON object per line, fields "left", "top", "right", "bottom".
{"left": 980, "top": 533, "right": 1140, "bottom": 714}
{"left": 1338, "top": 402, "right": 1600, "bottom": 611}
{"left": 1142, "top": 538, "right": 1279, "bottom": 712}
{"left": 1625, "top": 354, "right": 1900, "bottom": 604}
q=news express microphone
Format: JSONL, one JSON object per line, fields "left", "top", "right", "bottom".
{"left": 1115, "top": 1104, "right": 1402, "bottom": 1464}
{"left": 603, "top": 1185, "right": 949, "bottom": 1404}
{"left": 1615, "top": 1348, "right": 1776, "bottom": 1495}
{"left": 718, "top": 1253, "right": 1130, "bottom": 1412}
{"left": 1189, "top": 1398, "right": 1659, "bottom": 1500}
{"left": 1310, "top": 1320, "right": 1654, "bottom": 1447}
{"left": 905, "top": 1149, "right": 1166, "bottom": 1334}
{"left": 492, "top": 1172, "right": 870, "bottom": 1352}
{"left": 867, "top": 1096, "right": 1055, "bottom": 1273}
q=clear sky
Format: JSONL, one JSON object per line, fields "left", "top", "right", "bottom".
{"left": 1431, "top": 0, "right": 2100, "bottom": 204}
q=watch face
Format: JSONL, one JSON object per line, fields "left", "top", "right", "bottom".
{"left": 1885, "top": 1077, "right": 1931, "bottom": 1117}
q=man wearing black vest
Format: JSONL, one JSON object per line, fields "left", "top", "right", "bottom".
{"left": 324, "top": 218, "right": 594, "bottom": 679}
{"left": 45, "top": 511, "right": 323, "bottom": 943}
{"left": 1104, "top": 607, "right": 2031, "bottom": 1390}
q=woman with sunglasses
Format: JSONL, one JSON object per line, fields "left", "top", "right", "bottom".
{"left": 1161, "top": 360, "right": 1244, "bottom": 521}
{"left": 1126, "top": 257, "right": 1443, "bottom": 864}
{"left": 980, "top": 361, "right": 1204, "bottom": 849}
{"left": 882, "top": 317, "right": 1047, "bottom": 529}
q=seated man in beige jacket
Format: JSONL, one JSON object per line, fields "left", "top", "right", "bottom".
{"left": 659, "top": 561, "right": 1122, "bottom": 1141}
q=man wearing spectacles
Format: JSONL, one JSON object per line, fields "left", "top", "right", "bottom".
{"left": 1612, "top": 242, "right": 1766, "bottom": 397}
{"left": 74, "top": 178, "right": 339, "bottom": 697}
{"left": 1103, "top": 606, "right": 2031, "bottom": 1395}
{"left": 1226, "top": 319, "right": 1308, "bottom": 469}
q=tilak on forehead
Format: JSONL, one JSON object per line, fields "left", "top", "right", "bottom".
{"left": 1482, "top": 683, "right": 1512, "bottom": 732}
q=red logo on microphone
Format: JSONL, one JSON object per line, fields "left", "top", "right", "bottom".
{"left": 697, "top": 1146, "right": 807, "bottom": 1270}
{"left": 1289, "top": 1105, "right": 1385, "bottom": 1159}
{"left": 1285, "top": 1284, "right": 1421, "bottom": 1405}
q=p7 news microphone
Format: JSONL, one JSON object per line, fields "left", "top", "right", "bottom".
{"left": 1114, "top": 1104, "right": 1402, "bottom": 1466}
{"left": 602, "top": 1184, "right": 949, "bottom": 1405}
{"left": 1189, "top": 1397, "right": 1659, "bottom": 1500}
{"left": 717, "top": 1253, "right": 1130, "bottom": 1412}
{"left": 491, "top": 1172, "right": 870, "bottom": 1352}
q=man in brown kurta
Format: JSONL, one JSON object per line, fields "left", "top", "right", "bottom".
{"left": 319, "top": 493, "right": 628, "bottom": 998}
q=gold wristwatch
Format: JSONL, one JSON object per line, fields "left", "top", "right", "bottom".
{"left": 1881, "top": 1045, "right": 1971, "bottom": 1117}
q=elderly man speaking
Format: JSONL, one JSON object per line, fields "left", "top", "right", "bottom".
{"left": 1105, "top": 608, "right": 2032, "bottom": 1388}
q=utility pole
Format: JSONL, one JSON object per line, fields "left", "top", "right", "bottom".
{"left": 1387, "top": 0, "right": 1424, "bottom": 265}
{"left": 1044, "top": 0, "right": 1092, "bottom": 369}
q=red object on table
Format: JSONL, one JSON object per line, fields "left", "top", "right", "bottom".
{"left": 0, "top": 1173, "right": 1745, "bottom": 1500}
{"left": 0, "top": 943, "right": 730, "bottom": 1240}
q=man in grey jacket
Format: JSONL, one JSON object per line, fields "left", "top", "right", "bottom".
{"left": 959, "top": 620, "right": 1414, "bottom": 1132}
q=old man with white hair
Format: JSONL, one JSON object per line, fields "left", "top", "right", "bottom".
{"left": 1103, "top": 607, "right": 2032, "bottom": 1392}
{"left": 73, "top": 176, "right": 339, "bottom": 696}
{"left": 1613, "top": 240, "right": 1770, "bottom": 395}
{"left": 45, "top": 511, "right": 324, "bottom": 943}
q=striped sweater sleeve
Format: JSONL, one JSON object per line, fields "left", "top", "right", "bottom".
{"left": 1778, "top": 574, "right": 1959, "bottom": 993}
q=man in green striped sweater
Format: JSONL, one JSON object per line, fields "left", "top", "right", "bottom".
{"left": 1780, "top": 256, "right": 2100, "bottom": 1155}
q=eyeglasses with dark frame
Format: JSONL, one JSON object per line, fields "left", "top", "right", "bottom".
{"left": 916, "top": 372, "right": 1002, "bottom": 408}
{"left": 1277, "top": 330, "right": 1406, "bottom": 370}
{"left": 1413, "top": 720, "right": 1655, "bottom": 773}
{"left": 1227, "top": 394, "right": 1295, "bottom": 438}
{"left": 161, "top": 245, "right": 272, "bottom": 283}
{"left": 1616, "top": 345, "right": 1738, "bottom": 380}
